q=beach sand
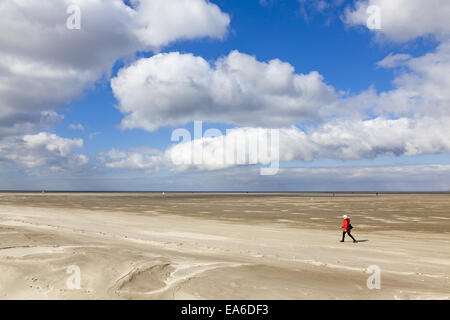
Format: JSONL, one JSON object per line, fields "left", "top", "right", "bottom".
{"left": 0, "top": 192, "right": 448, "bottom": 300}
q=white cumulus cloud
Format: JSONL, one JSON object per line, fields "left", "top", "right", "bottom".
{"left": 0, "top": 132, "right": 88, "bottom": 171}
{"left": 343, "top": 0, "right": 450, "bottom": 42}
{"left": 132, "top": 0, "right": 230, "bottom": 48}
{"left": 376, "top": 53, "right": 412, "bottom": 68}
{"left": 367, "top": 41, "right": 450, "bottom": 118}
{"left": 103, "top": 116, "right": 450, "bottom": 173}
{"left": 111, "top": 50, "right": 337, "bottom": 131}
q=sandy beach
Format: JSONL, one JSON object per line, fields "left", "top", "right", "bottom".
{"left": 0, "top": 192, "right": 448, "bottom": 300}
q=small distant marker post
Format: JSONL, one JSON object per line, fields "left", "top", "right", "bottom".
{"left": 162, "top": 192, "right": 165, "bottom": 199}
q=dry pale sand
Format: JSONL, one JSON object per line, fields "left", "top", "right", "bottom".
{"left": 0, "top": 192, "right": 448, "bottom": 300}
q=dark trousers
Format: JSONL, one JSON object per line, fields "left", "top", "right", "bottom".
{"left": 342, "top": 231, "right": 356, "bottom": 241}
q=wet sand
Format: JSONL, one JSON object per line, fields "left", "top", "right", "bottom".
{"left": 0, "top": 193, "right": 448, "bottom": 299}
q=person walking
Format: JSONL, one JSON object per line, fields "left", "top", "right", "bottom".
{"left": 340, "top": 214, "right": 357, "bottom": 243}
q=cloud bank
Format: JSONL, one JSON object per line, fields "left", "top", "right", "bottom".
{"left": 104, "top": 0, "right": 450, "bottom": 177}
{"left": 0, "top": 0, "right": 230, "bottom": 171}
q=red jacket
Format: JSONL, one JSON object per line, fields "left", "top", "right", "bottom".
{"left": 342, "top": 218, "right": 351, "bottom": 232}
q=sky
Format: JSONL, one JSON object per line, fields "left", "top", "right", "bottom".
{"left": 0, "top": 0, "right": 450, "bottom": 191}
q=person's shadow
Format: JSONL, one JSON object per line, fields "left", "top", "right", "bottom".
{"left": 356, "top": 240, "right": 369, "bottom": 243}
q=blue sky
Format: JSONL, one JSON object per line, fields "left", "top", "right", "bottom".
{"left": 0, "top": 0, "right": 450, "bottom": 191}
